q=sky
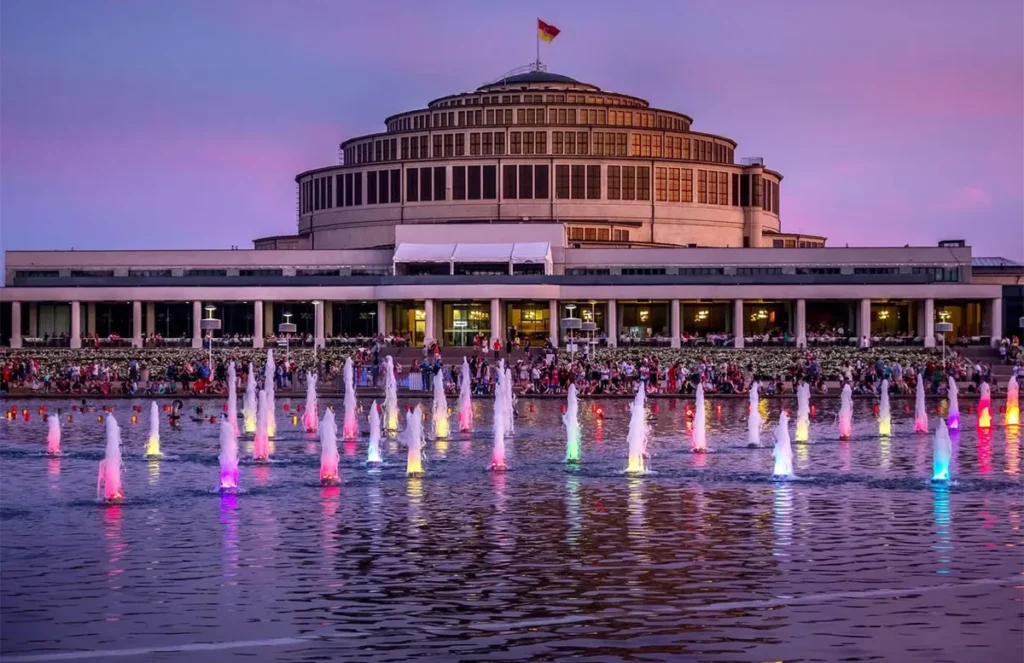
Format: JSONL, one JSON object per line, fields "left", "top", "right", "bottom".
{"left": 2, "top": 0, "right": 1022, "bottom": 260}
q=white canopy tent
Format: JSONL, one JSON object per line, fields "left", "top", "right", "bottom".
{"left": 394, "top": 242, "right": 551, "bottom": 275}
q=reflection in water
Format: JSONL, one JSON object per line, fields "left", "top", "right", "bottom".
{"left": 435, "top": 438, "right": 448, "bottom": 459}
{"left": 977, "top": 429, "right": 993, "bottom": 475}
{"left": 594, "top": 418, "right": 603, "bottom": 443}
{"left": 796, "top": 441, "right": 810, "bottom": 472}
{"left": 344, "top": 441, "right": 357, "bottom": 457}
{"left": 565, "top": 473, "right": 581, "bottom": 548}
{"left": 915, "top": 435, "right": 928, "bottom": 476}
{"left": 933, "top": 486, "right": 952, "bottom": 575}
{"left": 840, "top": 440, "right": 851, "bottom": 471}
{"left": 103, "top": 503, "right": 126, "bottom": 624}
{"left": 252, "top": 464, "right": 270, "bottom": 487}
{"left": 773, "top": 483, "right": 794, "bottom": 556}
{"left": 147, "top": 459, "right": 160, "bottom": 485}
{"left": 692, "top": 449, "right": 708, "bottom": 469}
{"left": 879, "top": 436, "right": 891, "bottom": 471}
{"left": 47, "top": 457, "right": 60, "bottom": 481}
{"left": 407, "top": 476, "right": 425, "bottom": 534}
{"left": 220, "top": 492, "right": 239, "bottom": 580}
{"left": 1007, "top": 427, "right": 1021, "bottom": 476}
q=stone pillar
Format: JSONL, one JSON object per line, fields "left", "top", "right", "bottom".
{"left": 146, "top": 302, "right": 155, "bottom": 336}
{"left": 86, "top": 302, "right": 96, "bottom": 336}
{"left": 323, "top": 301, "right": 333, "bottom": 338}
{"left": 132, "top": 300, "right": 142, "bottom": 348}
{"left": 490, "top": 298, "right": 502, "bottom": 343}
{"left": 990, "top": 297, "right": 1003, "bottom": 347}
{"left": 858, "top": 299, "right": 871, "bottom": 347}
{"left": 924, "top": 298, "right": 935, "bottom": 348}
{"left": 70, "top": 301, "right": 81, "bottom": 348}
{"left": 253, "top": 300, "right": 264, "bottom": 348}
{"left": 27, "top": 303, "right": 38, "bottom": 338}
{"left": 733, "top": 299, "right": 745, "bottom": 348}
{"left": 314, "top": 302, "right": 325, "bottom": 349}
{"left": 192, "top": 300, "right": 202, "bottom": 349}
{"left": 548, "top": 300, "right": 559, "bottom": 348}
{"left": 796, "top": 299, "right": 807, "bottom": 349}
{"left": 10, "top": 302, "right": 22, "bottom": 348}
{"left": 915, "top": 301, "right": 924, "bottom": 338}
{"left": 606, "top": 299, "right": 618, "bottom": 348}
{"left": 376, "top": 300, "right": 386, "bottom": 336}
{"left": 424, "top": 299, "right": 435, "bottom": 346}
{"left": 670, "top": 299, "right": 680, "bottom": 348}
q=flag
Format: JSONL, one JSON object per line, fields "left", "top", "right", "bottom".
{"left": 538, "top": 19, "right": 560, "bottom": 43}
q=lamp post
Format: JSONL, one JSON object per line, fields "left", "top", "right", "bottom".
{"left": 936, "top": 321, "right": 953, "bottom": 370}
{"left": 312, "top": 300, "right": 322, "bottom": 368}
{"left": 560, "top": 304, "right": 581, "bottom": 361}
{"left": 200, "top": 305, "right": 221, "bottom": 372}
{"left": 279, "top": 312, "right": 297, "bottom": 369}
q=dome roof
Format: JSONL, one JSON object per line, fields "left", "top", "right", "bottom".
{"left": 476, "top": 70, "right": 584, "bottom": 90}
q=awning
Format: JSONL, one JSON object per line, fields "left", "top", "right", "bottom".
{"left": 393, "top": 243, "right": 456, "bottom": 263}
{"left": 510, "top": 242, "right": 551, "bottom": 264}
{"left": 451, "top": 243, "right": 514, "bottom": 262}
{"left": 393, "top": 242, "right": 552, "bottom": 273}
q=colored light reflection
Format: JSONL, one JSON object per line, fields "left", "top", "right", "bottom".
{"left": 933, "top": 485, "right": 952, "bottom": 575}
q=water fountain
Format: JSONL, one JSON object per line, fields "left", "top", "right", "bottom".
{"left": 503, "top": 367, "right": 515, "bottom": 435}
{"left": 772, "top": 411, "right": 794, "bottom": 479}
{"left": 383, "top": 355, "right": 399, "bottom": 432}
{"left": 97, "top": 415, "right": 123, "bottom": 502}
{"left": 625, "top": 386, "right": 649, "bottom": 473}
{"left": 914, "top": 373, "right": 929, "bottom": 432}
{"left": 45, "top": 414, "right": 61, "bottom": 456}
{"left": 432, "top": 371, "right": 450, "bottom": 439}
{"left": 878, "top": 379, "right": 892, "bottom": 436}
{"left": 1006, "top": 375, "right": 1020, "bottom": 426}
{"left": 367, "top": 401, "right": 383, "bottom": 465}
{"left": 243, "top": 363, "right": 258, "bottom": 434}
{"left": 404, "top": 405, "right": 425, "bottom": 475}
{"left": 303, "top": 372, "right": 319, "bottom": 433}
{"left": 227, "top": 361, "right": 239, "bottom": 436}
{"left": 947, "top": 377, "right": 960, "bottom": 431}
{"left": 264, "top": 350, "right": 277, "bottom": 438}
{"left": 977, "top": 382, "right": 992, "bottom": 429}
{"left": 145, "top": 401, "right": 161, "bottom": 457}
{"left": 692, "top": 383, "right": 708, "bottom": 452}
{"left": 319, "top": 409, "right": 340, "bottom": 485}
{"left": 838, "top": 383, "right": 853, "bottom": 439}
{"left": 747, "top": 382, "right": 762, "bottom": 448}
{"left": 253, "top": 390, "right": 271, "bottom": 461}
{"left": 932, "top": 419, "right": 952, "bottom": 482}
{"left": 794, "top": 382, "right": 810, "bottom": 442}
{"left": 564, "top": 384, "right": 581, "bottom": 463}
{"left": 343, "top": 358, "right": 359, "bottom": 440}
{"left": 219, "top": 418, "right": 239, "bottom": 491}
{"left": 458, "top": 357, "right": 473, "bottom": 432}
{"left": 490, "top": 385, "right": 508, "bottom": 470}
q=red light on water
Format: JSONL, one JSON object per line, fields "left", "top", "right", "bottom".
{"left": 283, "top": 404, "right": 290, "bottom": 412}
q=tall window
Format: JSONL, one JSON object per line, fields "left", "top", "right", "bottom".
{"left": 586, "top": 165, "right": 601, "bottom": 199}
{"left": 593, "top": 131, "right": 604, "bottom": 155}
{"left": 345, "top": 173, "right": 354, "bottom": 206}
{"left": 668, "top": 168, "right": 680, "bottom": 202}
{"left": 637, "top": 167, "right": 650, "bottom": 201}
{"left": 419, "top": 136, "right": 428, "bottom": 159}
{"left": 577, "top": 131, "right": 588, "bottom": 155}
{"left": 453, "top": 166, "right": 466, "bottom": 200}
{"left": 354, "top": 172, "right": 362, "bottom": 205}
{"left": 470, "top": 133, "right": 480, "bottom": 156}
{"left": 753, "top": 174, "right": 762, "bottom": 207}
{"left": 681, "top": 169, "right": 693, "bottom": 202}
{"left": 482, "top": 165, "right": 497, "bottom": 199}
{"left": 571, "top": 165, "right": 585, "bottom": 199}
{"left": 433, "top": 166, "right": 445, "bottom": 201}
{"left": 616, "top": 133, "right": 627, "bottom": 156}
{"left": 565, "top": 132, "right": 576, "bottom": 155}
{"left": 552, "top": 131, "right": 563, "bottom": 154}
{"left": 401, "top": 137, "right": 409, "bottom": 159}
{"left": 494, "top": 132, "right": 505, "bottom": 155}
{"left": 419, "top": 167, "right": 432, "bottom": 202}
{"left": 455, "top": 133, "right": 464, "bottom": 157}
{"left": 444, "top": 134, "right": 454, "bottom": 157}
{"left": 407, "top": 168, "right": 419, "bottom": 202}
{"left": 535, "top": 164, "right": 549, "bottom": 199}
{"left": 718, "top": 172, "right": 729, "bottom": 205}
{"left": 682, "top": 138, "right": 690, "bottom": 160}
{"left": 468, "top": 165, "right": 481, "bottom": 200}
{"left": 433, "top": 135, "right": 442, "bottom": 158}
{"left": 379, "top": 170, "right": 390, "bottom": 204}
{"left": 655, "top": 167, "right": 667, "bottom": 201}
{"left": 535, "top": 131, "right": 547, "bottom": 154}
{"left": 631, "top": 134, "right": 641, "bottom": 156}
{"left": 708, "top": 171, "right": 717, "bottom": 204}
{"left": 510, "top": 131, "right": 522, "bottom": 155}
{"left": 523, "top": 131, "right": 534, "bottom": 155}
{"left": 697, "top": 170, "right": 707, "bottom": 204}
{"left": 608, "top": 165, "right": 621, "bottom": 200}
{"left": 482, "top": 133, "right": 493, "bottom": 155}
{"left": 503, "top": 164, "right": 517, "bottom": 199}
{"left": 555, "top": 165, "right": 570, "bottom": 199}
{"left": 519, "top": 165, "right": 533, "bottom": 199}
{"left": 641, "top": 134, "right": 651, "bottom": 157}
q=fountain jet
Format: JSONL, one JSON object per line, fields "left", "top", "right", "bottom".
{"left": 319, "top": 409, "right": 340, "bottom": 484}
{"left": 692, "top": 383, "right": 708, "bottom": 452}
{"left": 227, "top": 361, "right": 239, "bottom": 436}
{"left": 219, "top": 419, "right": 239, "bottom": 490}
{"left": 145, "top": 401, "right": 162, "bottom": 457}
{"left": 947, "top": 377, "right": 960, "bottom": 431}
{"left": 1006, "top": 375, "right": 1020, "bottom": 426}
{"left": 503, "top": 367, "right": 515, "bottom": 435}
{"left": 626, "top": 386, "right": 650, "bottom": 473}
{"left": 253, "top": 390, "right": 271, "bottom": 461}
{"left": 343, "top": 358, "right": 359, "bottom": 440}
{"left": 97, "top": 415, "right": 124, "bottom": 502}
{"left": 564, "top": 384, "right": 581, "bottom": 463}
{"left": 243, "top": 363, "right": 258, "bottom": 433}
{"left": 747, "top": 382, "right": 762, "bottom": 447}
{"left": 383, "top": 356, "right": 399, "bottom": 432}
{"left": 977, "top": 382, "right": 992, "bottom": 429}
{"left": 264, "top": 350, "right": 277, "bottom": 438}
{"left": 303, "top": 372, "right": 319, "bottom": 433}
{"left": 367, "top": 401, "right": 383, "bottom": 465}
{"left": 878, "top": 379, "right": 892, "bottom": 437}
{"left": 795, "top": 382, "right": 810, "bottom": 442}
{"left": 46, "top": 413, "right": 61, "bottom": 456}
{"left": 932, "top": 419, "right": 952, "bottom": 482}
{"left": 458, "top": 357, "right": 473, "bottom": 432}
{"left": 491, "top": 383, "right": 508, "bottom": 470}
{"left": 772, "top": 411, "right": 794, "bottom": 479}
{"left": 838, "top": 383, "right": 853, "bottom": 439}
{"left": 404, "top": 405, "right": 425, "bottom": 475}
{"left": 432, "top": 371, "right": 449, "bottom": 439}
{"left": 914, "top": 373, "right": 929, "bottom": 432}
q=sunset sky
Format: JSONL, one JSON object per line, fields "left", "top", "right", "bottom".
{"left": 2, "top": 0, "right": 1021, "bottom": 259}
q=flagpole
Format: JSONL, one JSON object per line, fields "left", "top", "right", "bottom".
{"left": 535, "top": 18, "right": 540, "bottom": 70}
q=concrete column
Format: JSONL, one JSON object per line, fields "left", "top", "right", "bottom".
{"left": 924, "top": 298, "right": 935, "bottom": 348}
{"left": 192, "top": 300, "right": 202, "bottom": 349}
{"left": 733, "top": 299, "right": 745, "bottom": 348}
{"left": 424, "top": 299, "right": 435, "bottom": 346}
{"left": 314, "top": 302, "right": 325, "bottom": 349}
{"left": 263, "top": 302, "right": 274, "bottom": 337}
{"left": 670, "top": 299, "right": 680, "bottom": 348}
{"left": 549, "top": 300, "right": 559, "bottom": 348}
{"left": 253, "top": 300, "right": 264, "bottom": 348}
{"left": 858, "top": 299, "right": 871, "bottom": 347}
{"left": 490, "top": 298, "right": 502, "bottom": 342}
{"left": 914, "top": 301, "right": 924, "bottom": 338}
{"left": 606, "top": 299, "right": 618, "bottom": 348}
{"left": 27, "top": 303, "right": 38, "bottom": 338}
{"left": 10, "top": 302, "right": 22, "bottom": 348}
{"left": 132, "top": 300, "right": 142, "bottom": 348}
{"left": 145, "top": 302, "right": 155, "bottom": 336}
{"left": 86, "top": 302, "right": 96, "bottom": 336}
{"left": 376, "top": 300, "right": 386, "bottom": 336}
{"left": 990, "top": 297, "right": 1003, "bottom": 347}
{"left": 795, "top": 299, "right": 807, "bottom": 348}
{"left": 70, "top": 301, "right": 81, "bottom": 348}
{"left": 323, "top": 301, "right": 333, "bottom": 337}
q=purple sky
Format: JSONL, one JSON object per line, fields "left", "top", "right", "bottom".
{"left": 2, "top": 0, "right": 1022, "bottom": 260}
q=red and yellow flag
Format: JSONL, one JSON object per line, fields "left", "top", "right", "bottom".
{"left": 538, "top": 19, "right": 560, "bottom": 43}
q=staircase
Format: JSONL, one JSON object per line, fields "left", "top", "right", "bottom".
{"left": 958, "top": 345, "right": 1015, "bottom": 386}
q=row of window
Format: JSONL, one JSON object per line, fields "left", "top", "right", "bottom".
{"left": 567, "top": 227, "right": 631, "bottom": 242}
{"left": 302, "top": 165, "right": 781, "bottom": 211}
{"left": 346, "top": 130, "right": 734, "bottom": 166}
{"left": 431, "top": 92, "right": 650, "bottom": 109}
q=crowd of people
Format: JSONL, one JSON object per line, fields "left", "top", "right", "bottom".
{"left": 2, "top": 335, "right": 1020, "bottom": 398}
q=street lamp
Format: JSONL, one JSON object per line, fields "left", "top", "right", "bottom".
{"left": 200, "top": 305, "right": 221, "bottom": 370}
{"left": 560, "top": 304, "right": 581, "bottom": 361}
{"left": 278, "top": 312, "right": 297, "bottom": 368}
{"left": 936, "top": 321, "right": 953, "bottom": 370}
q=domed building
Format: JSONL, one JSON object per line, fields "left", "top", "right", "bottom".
{"left": 270, "top": 67, "right": 825, "bottom": 251}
